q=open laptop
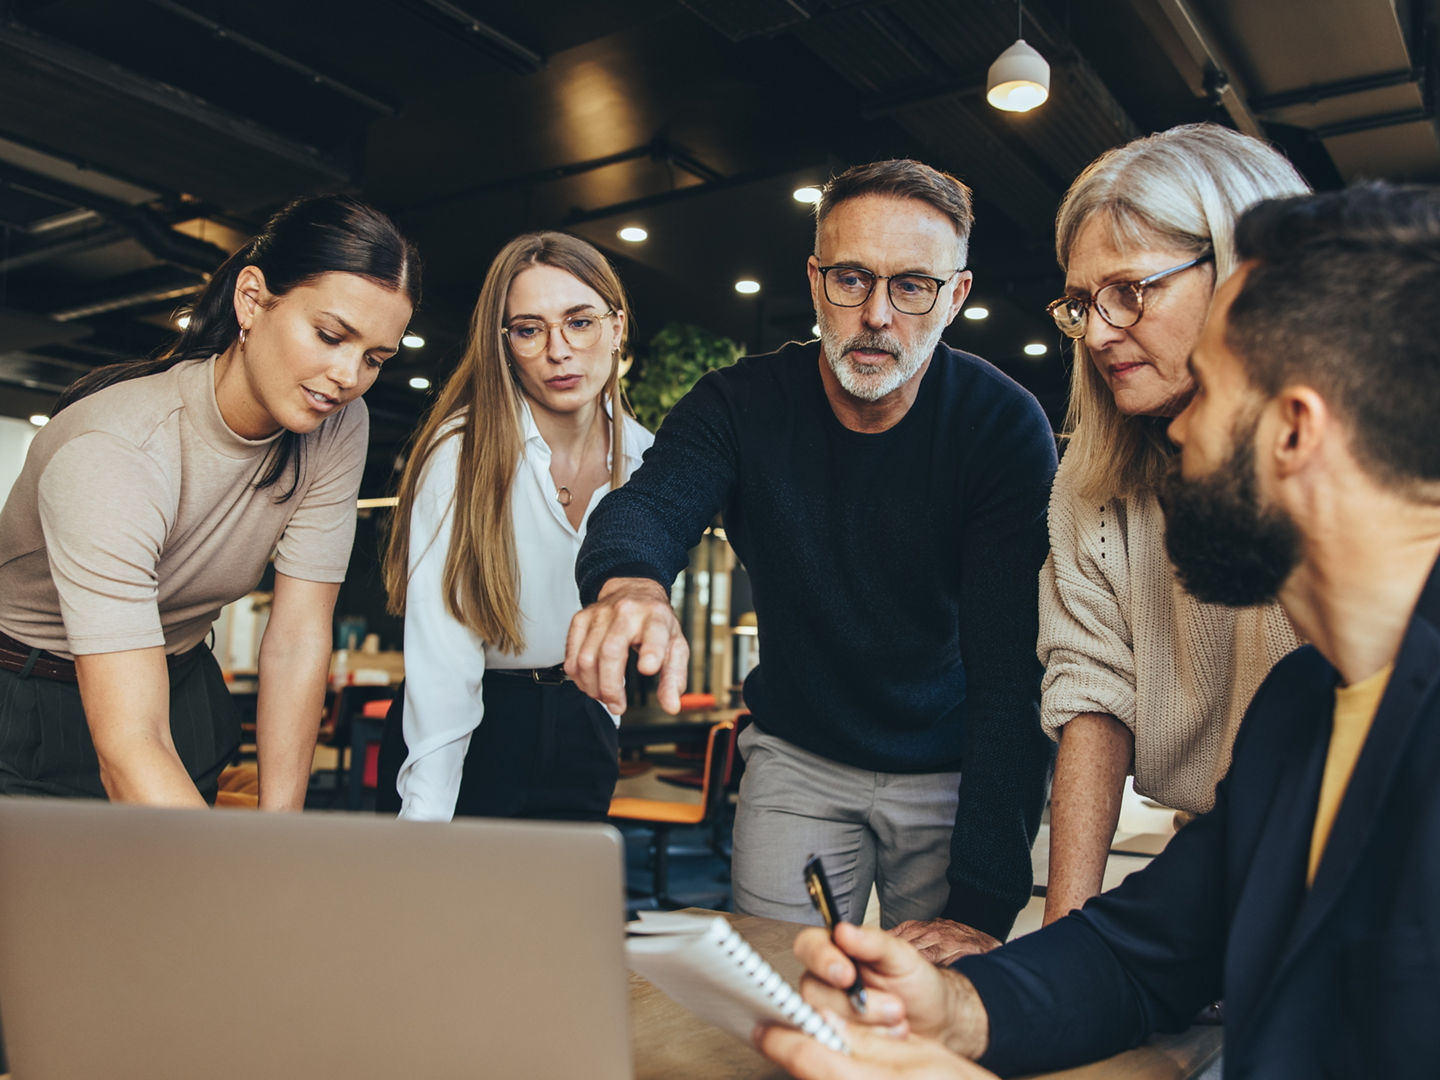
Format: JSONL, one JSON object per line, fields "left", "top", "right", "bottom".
{"left": 0, "top": 799, "right": 633, "bottom": 1080}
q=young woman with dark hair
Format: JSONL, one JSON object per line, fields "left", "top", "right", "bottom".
{"left": 0, "top": 193, "right": 421, "bottom": 809}
{"left": 378, "top": 231, "right": 651, "bottom": 822}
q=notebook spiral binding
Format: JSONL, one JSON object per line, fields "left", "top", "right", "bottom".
{"left": 717, "top": 923, "right": 849, "bottom": 1053}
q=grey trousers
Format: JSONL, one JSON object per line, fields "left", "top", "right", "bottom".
{"left": 731, "top": 723, "right": 961, "bottom": 929}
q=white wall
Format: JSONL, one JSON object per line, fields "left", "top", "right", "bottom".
{"left": 0, "top": 415, "right": 38, "bottom": 507}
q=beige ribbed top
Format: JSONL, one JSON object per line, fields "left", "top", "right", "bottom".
{"left": 1038, "top": 452, "right": 1300, "bottom": 813}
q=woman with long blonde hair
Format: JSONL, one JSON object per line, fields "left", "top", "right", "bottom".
{"left": 1038, "top": 124, "right": 1308, "bottom": 927}
{"left": 378, "top": 232, "right": 652, "bottom": 821}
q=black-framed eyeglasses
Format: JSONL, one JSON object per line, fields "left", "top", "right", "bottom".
{"left": 817, "top": 265, "right": 961, "bottom": 316}
{"left": 501, "top": 309, "right": 615, "bottom": 358}
{"left": 1046, "top": 254, "right": 1213, "bottom": 339}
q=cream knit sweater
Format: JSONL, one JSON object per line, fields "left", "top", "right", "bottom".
{"left": 1038, "top": 453, "right": 1300, "bottom": 813}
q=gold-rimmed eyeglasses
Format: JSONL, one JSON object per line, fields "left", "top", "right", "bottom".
{"left": 502, "top": 309, "right": 615, "bottom": 358}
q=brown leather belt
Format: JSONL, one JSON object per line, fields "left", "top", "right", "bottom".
{"left": 0, "top": 629, "right": 204, "bottom": 685}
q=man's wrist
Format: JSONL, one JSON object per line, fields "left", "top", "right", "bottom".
{"left": 938, "top": 969, "right": 990, "bottom": 1061}
{"left": 597, "top": 576, "right": 670, "bottom": 603}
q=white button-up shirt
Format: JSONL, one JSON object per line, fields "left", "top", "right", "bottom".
{"left": 396, "top": 400, "right": 653, "bottom": 820}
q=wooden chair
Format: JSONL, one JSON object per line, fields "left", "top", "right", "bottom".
{"left": 608, "top": 718, "right": 736, "bottom": 909}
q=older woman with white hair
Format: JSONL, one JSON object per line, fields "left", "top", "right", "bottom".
{"left": 1038, "top": 124, "right": 1309, "bottom": 926}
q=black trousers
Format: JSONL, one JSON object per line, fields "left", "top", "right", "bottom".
{"left": 376, "top": 674, "right": 619, "bottom": 822}
{"left": 0, "top": 644, "right": 238, "bottom": 804}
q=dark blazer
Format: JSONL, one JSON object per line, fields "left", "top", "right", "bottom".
{"left": 956, "top": 558, "right": 1440, "bottom": 1079}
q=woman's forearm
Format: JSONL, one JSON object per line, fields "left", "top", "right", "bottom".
{"left": 255, "top": 636, "right": 329, "bottom": 810}
{"left": 1042, "top": 712, "right": 1133, "bottom": 925}
{"left": 76, "top": 649, "right": 207, "bottom": 808}
{"left": 255, "top": 574, "right": 340, "bottom": 810}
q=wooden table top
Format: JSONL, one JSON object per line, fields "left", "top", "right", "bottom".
{"left": 630, "top": 911, "right": 1222, "bottom": 1080}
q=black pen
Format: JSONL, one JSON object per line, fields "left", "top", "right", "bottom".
{"left": 803, "top": 854, "right": 868, "bottom": 1015}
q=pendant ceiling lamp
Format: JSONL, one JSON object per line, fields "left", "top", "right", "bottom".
{"left": 987, "top": 3, "right": 1050, "bottom": 113}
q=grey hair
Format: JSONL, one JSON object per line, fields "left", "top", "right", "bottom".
{"left": 1057, "top": 123, "right": 1310, "bottom": 502}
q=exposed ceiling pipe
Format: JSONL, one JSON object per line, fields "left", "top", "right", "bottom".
{"left": 0, "top": 161, "right": 231, "bottom": 275}
{"left": 49, "top": 281, "right": 204, "bottom": 323}
{"left": 142, "top": 0, "right": 399, "bottom": 116}
{"left": 395, "top": 0, "right": 544, "bottom": 73}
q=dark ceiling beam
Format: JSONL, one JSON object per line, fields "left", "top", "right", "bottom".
{"left": 142, "top": 0, "right": 399, "bottom": 116}
{"left": 559, "top": 160, "right": 818, "bottom": 228}
{"left": 1313, "top": 107, "right": 1432, "bottom": 139}
{"left": 392, "top": 0, "right": 544, "bottom": 74}
{"left": 1251, "top": 68, "right": 1420, "bottom": 113}
{"left": 0, "top": 160, "right": 231, "bottom": 274}
{"left": 48, "top": 280, "right": 203, "bottom": 323}
{"left": 405, "top": 138, "right": 724, "bottom": 213}
{"left": 0, "top": 16, "right": 351, "bottom": 182}
{"left": 24, "top": 206, "right": 102, "bottom": 234}
{"left": 1139, "top": 0, "right": 1264, "bottom": 137}
{"left": 0, "top": 225, "right": 127, "bottom": 274}
{"left": 859, "top": 77, "right": 986, "bottom": 120}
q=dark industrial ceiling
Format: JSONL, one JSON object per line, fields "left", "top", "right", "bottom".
{"left": 1, "top": 0, "right": 1437, "bottom": 495}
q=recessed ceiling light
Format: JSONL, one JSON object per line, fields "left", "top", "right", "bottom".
{"left": 618, "top": 225, "right": 648, "bottom": 243}
{"left": 792, "top": 186, "right": 822, "bottom": 204}
{"left": 811, "top": 323, "right": 820, "bottom": 337}
{"left": 963, "top": 306, "right": 989, "bottom": 321}
{"left": 175, "top": 313, "right": 191, "bottom": 329}
{"left": 408, "top": 376, "right": 431, "bottom": 391}
{"left": 29, "top": 414, "right": 49, "bottom": 427}
{"left": 1024, "top": 342, "right": 1048, "bottom": 356}
{"left": 402, "top": 333, "right": 425, "bottom": 348}
{"left": 735, "top": 279, "right": 761, "bottom": 295}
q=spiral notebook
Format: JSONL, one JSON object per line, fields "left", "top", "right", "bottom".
{"left": 626, "top": 911, "right": 849, "bottom": 1053}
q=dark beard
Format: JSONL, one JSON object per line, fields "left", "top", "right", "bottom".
{"left": 1158, "top": 434, "right": 1302, "bottom": 608}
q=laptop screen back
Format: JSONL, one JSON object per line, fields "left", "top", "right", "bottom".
{"left": 0, "top": 799, "right": 632, "bottom": 1080}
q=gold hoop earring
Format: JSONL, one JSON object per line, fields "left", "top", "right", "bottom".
{"left": 238, "top": 326, "right": 248, "bottom": 350}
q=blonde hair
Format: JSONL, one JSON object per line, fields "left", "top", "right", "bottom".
{"left": 1056, "top": 123, "right": 1310, "bottom": 502}
{"left": 383, "top": 232, "right": 633, "bottom": 653}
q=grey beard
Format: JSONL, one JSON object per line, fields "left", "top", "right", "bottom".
{"left": 818, "top": 316, "right": 936, "bottom": 402}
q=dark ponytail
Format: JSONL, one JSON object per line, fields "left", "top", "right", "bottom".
{"left": 54, "top": 194, "right": 422, "bottom": 499}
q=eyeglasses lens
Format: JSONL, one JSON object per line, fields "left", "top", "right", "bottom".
{"left": 506, "top": 315, "right": 605, "bottom": 358}
{"left": 1094, "top": 283, "right": 1143, "bottom": 330}
{"left": 823, "top": 269, "right": 939, "bottom": 315}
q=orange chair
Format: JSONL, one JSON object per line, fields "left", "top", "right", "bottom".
{"left": 608, "top": 718, "right": 736, "bottom": 909}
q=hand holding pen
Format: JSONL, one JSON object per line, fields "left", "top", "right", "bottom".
{"left": 803, "top": 854, "right": 868, "bottom": 1015}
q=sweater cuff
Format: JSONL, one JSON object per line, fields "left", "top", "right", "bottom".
{"left": 579, "top": 562, "right": 669, "bottom": 605}
{"left": 941, "top": 883, "right": 1020, "bottom": 942}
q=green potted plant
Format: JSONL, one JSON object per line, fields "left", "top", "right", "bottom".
{"left": 625, "top": 322, "right": 742, "bottom": 431}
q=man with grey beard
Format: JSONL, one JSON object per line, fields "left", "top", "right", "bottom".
{"left": 568, "top": 160, "right": 1057, "bottom": 951}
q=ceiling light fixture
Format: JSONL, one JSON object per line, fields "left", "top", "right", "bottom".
{"left": 987, "top": 3, "right": 1049, "bottom": 113}
{"left": 1024, "top": 342, "right": 1048, "bottom": 356}
{"left": 792, "top": 186, "right": 822, "bottom": 204}
{"left": 402, "top": 333, "right": 425, "bottom": 348}
{"left": 618, "top": 226, "right": 648, "bottom": 242}
{"left": 963, "top": 306, "right": 990, "bottom": 321}
{"left": 735, "top": 279, "right": 761, "bottom": 295}
{"left": 29, "top": 414, "right": 49, "bottom": 427}
{"left": 408, "top": 376, "right": 431, "bottom": 390}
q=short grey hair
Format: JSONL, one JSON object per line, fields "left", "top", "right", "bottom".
{"left": 816, "top": 159, "right": 974, "bottom": 267}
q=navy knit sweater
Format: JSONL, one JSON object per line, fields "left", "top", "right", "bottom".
{"left": 578, "top": 339, "right": 1057, "bottom": 937}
